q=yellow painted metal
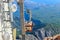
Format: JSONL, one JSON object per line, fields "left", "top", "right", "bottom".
{"left": 13, "top": 28, "right": 16, "bottom": 40}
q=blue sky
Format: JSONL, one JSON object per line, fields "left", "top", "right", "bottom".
{"left": 24, "top": 0, "right": 60, "bottom": 4}
{"left": 24, "top": 0, "right": 60, "bottom": 10}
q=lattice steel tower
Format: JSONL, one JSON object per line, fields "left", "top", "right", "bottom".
{"left": 0, "top": 0, "right": 13, "bottom": 40}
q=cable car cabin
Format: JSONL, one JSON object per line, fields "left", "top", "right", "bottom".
{"left": 25, "top": 21, "right": 33, "bottom": 32}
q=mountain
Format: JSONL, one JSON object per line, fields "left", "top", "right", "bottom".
{"left": 13, "top": 16, "right": 60, "bottom": 40}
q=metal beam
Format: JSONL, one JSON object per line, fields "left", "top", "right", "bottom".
{"left": 19, "top": 0, "right": 25, "bottom": 40}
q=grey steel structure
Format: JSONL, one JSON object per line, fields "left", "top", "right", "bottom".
{"left": 19, "top": 0, "right": 25, "bottom": 40}
{"left": 0, "top": 0, "right": 13, "bottom": 40}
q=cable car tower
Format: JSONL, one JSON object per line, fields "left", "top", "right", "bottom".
{"left": 0, "top": 0, "right": 13, "bottom": 40}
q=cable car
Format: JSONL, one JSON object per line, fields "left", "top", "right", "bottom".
{"left": 25, "top": 9, "right": 33, "bottom": 32}
{"left": 25, "top": 21, "right": 33, "bottom": 32}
